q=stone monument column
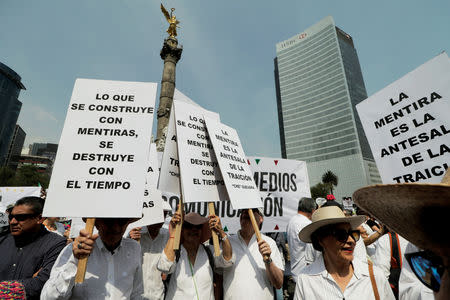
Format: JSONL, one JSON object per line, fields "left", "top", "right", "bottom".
{"left": 155, "top": 37, "right": 182, "bottom": 151}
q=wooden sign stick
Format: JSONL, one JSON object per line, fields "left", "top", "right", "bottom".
{"left": 248, "top": 209, "right": 270, "bottom": 261}
{"left": 208, "top": 202, "right": 221, "bottom": 257}
{"left": 173, "top": 197, "right": 184, "bottom": 251}
{"left": 75, "top": 217, "right": 95, "bottom": 283}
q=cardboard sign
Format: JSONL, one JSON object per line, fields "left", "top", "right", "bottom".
{"left": 128, "top": 143, "right": 164, "bottom": 229}
{"left": 356, "top": 53, "right": 450, "bottom": 183}
{"left": 0, "top": 186, "right": 41, "bottom": 212}
{"left": 161, "top": 157, "right": 310, "bottom": 233}
{"left": 204, "top": 117, "right": 262, "bottom": 209}
{"left": 173, "top": 100, "right": 227, "bottom": 203}
{"left": 159, "top": 90, "right": 204, "bottom": 194}
{"left": 44, "top": 78, "right": 157, "bottom": 217}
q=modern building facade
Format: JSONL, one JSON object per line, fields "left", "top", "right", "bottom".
{"left": 274, "top": 16, "right": 381, "bottom": 200}
{"left": 6, "top": 124, "right": 26, "bottom": 169}
{"left": 0, "top": 62, "right": 25, "bottom": 166}
{"left": 29, "top": 143, "right": 58, "bottom": 161}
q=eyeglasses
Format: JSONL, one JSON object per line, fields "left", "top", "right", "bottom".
{"left": 183, "top": 222, "right": 203, "bottom": 230}
{"left": 329, "top": 228, "right": 361, "bottom": 243}
{"left": 405, "top": 251, "right": 444, "bottom": 292}
{"left": 8, "top": 213, "right": 38, "bottom": 221}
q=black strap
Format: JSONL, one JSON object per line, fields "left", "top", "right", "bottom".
{"left": 388, "top": 233, "right": 402, "bottom": 299}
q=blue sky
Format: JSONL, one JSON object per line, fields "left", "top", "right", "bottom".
{"left": 1, "top": 0, "right": 449, "bottom": 157}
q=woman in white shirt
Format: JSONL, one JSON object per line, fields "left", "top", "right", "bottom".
{"left": 158, "top": 211, "right": 234, "bottom": 300}
{"left": 294, "top": 206, "right": 395, "bottom": 300}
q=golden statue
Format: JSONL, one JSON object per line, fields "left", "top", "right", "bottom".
{"left": 161, "top": 4, "right": 180, "bottom": 38}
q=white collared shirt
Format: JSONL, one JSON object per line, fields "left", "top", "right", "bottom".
{"left": 222, "top": 232, "right": 284, "bottom": 300}
{"left": 294, "top": 256, "right": 395, "bottom": 300}
{"left": 157, "top": 244, "right": 234, "bottom": 300}
{"left": 140, "top": 228, "right": 169, "bottom": 300}
{"left": 399, "top": 243, "right": 434, "bottom": 300}
{"left": 41, "top": 238, "right": 144, "bottom": 300}
{"left": 286, "top": 213, "right": 317, "bottom": 277}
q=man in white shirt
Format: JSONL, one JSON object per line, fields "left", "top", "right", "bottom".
{"left": 41, "top": 218, "right": 144, "bottom": 299}
{"left": 129, "top": 205, "right": 172, "bottom": 300}
{"left": 222, "top": 208, "right": 284, "bottom": 300}
{"left": 286, "top": 197, "right": 317, "bottom": 279}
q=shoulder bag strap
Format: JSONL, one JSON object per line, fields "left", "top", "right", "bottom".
{"left": 368, "top": 261, "right": 381, "bottom": 300}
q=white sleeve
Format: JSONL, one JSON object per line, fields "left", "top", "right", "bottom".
{"left": 293, "top": 275, "right": 305, "bottom": 300}
{"left": 156, "top": 250, "right": 176, "bottom": 274}
{"left": 399, "top": 244, "right": 434, "bottom": 300}
{"left": 268, "top": 237, "right": 285, "bottom": 271}
{"left": 372, "top": 235, "right": 391, "bottom": 279}
{"left": 40, "top": 244, "right": 77, "bottom": 300}
{"left": 210, "top": 245, "right": 235, "bottom": 269}
{"left": 130, "top": 255, "right": 145, "bottom": 300}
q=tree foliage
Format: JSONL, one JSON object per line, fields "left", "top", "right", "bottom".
{"left": 310, "top": 182, "right": 329, "bottom": 199}
{"left": 0, "top": 166, "right": 50, "bottom": 188}
{"left": 321, "top": 170, "right": 338, "bottom": 194}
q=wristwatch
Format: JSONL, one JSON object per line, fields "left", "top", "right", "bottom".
{"left": 220, "top": 234, "right": 228, "bottom": 241}
{"left": 263, "top": 257, "right": 272, "bottom": 264}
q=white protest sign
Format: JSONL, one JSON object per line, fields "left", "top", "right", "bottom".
{"left": 161, "top": 157, "right": 310, "bottom": 234}
{"left": 204, "top": 117, "right": 262, "bottom": 209}
{"left": 158, "top": 90, "right": 220, "bottom": 195}
{"left": 0, "top": 186, "right": 41, "bottom": 212}
{"left": 128, "top": 143, "right": 164, "bottom": 229}
{"left": 69, "top": 218, "right": 98, "bottom": 238}
{"left": 174, "top": 100, "right": 227, "bottom": 203}
{"left": 44, "top": 78, "right": 157, "bottom": 217}
{"left": 356, "top": 53, "right": 450, "bottom": 183}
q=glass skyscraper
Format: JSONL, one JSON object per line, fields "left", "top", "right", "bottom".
{"left": 0, "top": 62, "right": 25, "bottom": 166}
{"left": 274, "top": 16, "right": 381, "bottom": 200}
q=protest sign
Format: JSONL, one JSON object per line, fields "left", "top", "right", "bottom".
{"left": 356, "top": 53, "right": 450, "bottom": 183}
{"left": 158, "top": 90, "right": 219, "bottom": 195}
{"left": 127, "top": 143, "right": 164, "bottom": 229}
{"left": 204, "top": 117, "right": 262, "bottom": 209}
{"left": 0, "top": 186, "right": 41, "bottom": 212}
{"left": 0, "top": 213, "right": 8, "bottom": 228}
{"left": 69, "top": 217, "right": 98, "bottom": 239}
{"left": 43, "top": 78, "right": 157, "bottom": 217}
{"left": 173, "top": 100, "right": 227, "bottom": 203}
{"left": 161, "top": 157, "right": 310, "bottom": 234}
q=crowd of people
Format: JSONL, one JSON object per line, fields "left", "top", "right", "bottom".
{"left": 0, "top": 181, "right": 448, "bottom": 300}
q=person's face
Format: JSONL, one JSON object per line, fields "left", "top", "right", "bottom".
{"left": 95, "top": 218, "right": 131, "bottom": 248}
{"left": 181, "top": 222, "right": 202, "bottom": 245}
{"left": 147, "top": 222, "right": 164, "bottom": 235}
{"left": 319, "top": 223, "right": 356, "bottom": 265}
{"left": 9, "top": 205, "right": 43, "bottom": 236}
{"left": 239, "top": 209, "right": 263, "bottom": 230}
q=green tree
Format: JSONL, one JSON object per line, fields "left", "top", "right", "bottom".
{"left": 0, "top": 167, "right": 16, "bottom": 186}
{"left": 310, "top": 182, "right": 329, "bottom": 199}
{"left": 14, "top": 165, "right": 50, "bottom": 188}
{"left": 322, "top": 170, "right": 338, "bottom": 195}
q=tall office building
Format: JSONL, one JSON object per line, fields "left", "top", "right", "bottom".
{"left": 29, "top": 142, "right": 58, "bottom": 161}
{"left": 6, "top": 124, "right": 26, "bottom": 169}
{"left": 274, "top": 16, "right": 381, "bottom": 200}
{"left": 0, "top": 62, "right": 25, "bottom": 166}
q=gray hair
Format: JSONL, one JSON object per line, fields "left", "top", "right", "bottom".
{"left": 298, "top": 197, "right": 317, "bottom": 213}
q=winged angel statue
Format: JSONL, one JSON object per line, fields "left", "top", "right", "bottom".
{"left": 161, "top": 4, "right": 180, "bottom": 38}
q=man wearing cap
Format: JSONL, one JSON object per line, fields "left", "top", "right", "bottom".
{"left": 0, "top": 196, "right": 66, "bottom": 299}
{"left": 158, "top": 211, "right": 234, "bottom": 300}
{"left": 41, "top": 218, "right": 144, "bottom": 299}
{"left": 128, "top": 201, "right": 172, "bottom": 300}
{"left": 221, "top": 208, "right": 284, "bottom": 300}
{"left": 286, "top": 197, "right": 318, "bottom": 280}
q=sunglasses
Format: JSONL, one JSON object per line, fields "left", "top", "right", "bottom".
{"left": 405, "top": 251, "right": 444, "bottom": 292}
{"left": 329, "top": 228, "right": 361, "bottom": 243}
{"left": 183, "top": 222, "right": 203, "bottom": 230}
{"left": 8, "top": 213, "right": 39, "bottom": 221}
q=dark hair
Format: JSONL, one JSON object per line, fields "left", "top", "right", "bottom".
{"left": 321, "top": 200, "right": 343, "bottom": 211}
{"left": 14, "top": 196, "right": 44, "bottom": 215}
{"left": 298, "top": 197, "right": 317, "bottom": 213}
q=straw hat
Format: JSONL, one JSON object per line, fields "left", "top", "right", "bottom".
{"left": 183, "top": 212, "right": 211, "bottom": 243}
{"left": 353, "top": 182, "right": 450, "bottom": 256}
{"left": 299, "top": 206, "right": 365, "bottom": 243}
